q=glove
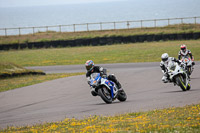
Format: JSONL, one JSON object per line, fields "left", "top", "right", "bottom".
{"left": 192, "top": 62, "right": 195, "bottom": 65}
{"left": 87, "top": 81, "right": 91, "bottom": 85}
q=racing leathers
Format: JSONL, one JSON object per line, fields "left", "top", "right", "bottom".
{"left": 86, "top": 66, "right": 122, "bottom": 96}
{"left": 160, "top": 57, "right": 182, "bottom": 83}
{"left": 178, "top": 49, "right": 195, "bottom": 65}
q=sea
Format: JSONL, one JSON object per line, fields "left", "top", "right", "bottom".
{"left": 0, "top": 0, "right": 200, "bottom": 35}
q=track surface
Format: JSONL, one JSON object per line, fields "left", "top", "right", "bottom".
{"left": 0, "top": 62, "right": 200, "bottom": 128}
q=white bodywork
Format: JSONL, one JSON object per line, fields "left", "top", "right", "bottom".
{"left": 180, "top": 56, "right": 194, "bottom": 74}
{"left": 167, "top": 61, "right": 189, "bottom": 87}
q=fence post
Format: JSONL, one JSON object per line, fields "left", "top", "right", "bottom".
{"left": 59, "top": 25, "right": 61, "bottom": 33}
{"left": 32, "top": 27, "right": 35, "bottom": 35}
{"left": 5, "top": 28, "right": 7, "bottom": 36}
{"left": 154, "top": 20, "right": 156, "bottom": 27}
{"left": 73, "top": 24, "right": 76, "bottom": 32}
{"left": 19, "top": 28, "right": 21, "bottom": 36}
{"left": 46, "top": 26, "right": 48, "bottom": 32}
{"left": 113, "top": 22, "right": 116, "bottom": 30}
{"left": 127, "top": 21, "right": 130, "bottom": 29}
{"left": 100, "top": 22, "right": 102, "bottom": 31}
{"left": 181, "top": 18, "right": 183, "bottom": 24}
{"left": 87, "top": 23, "right": 89, "bottom": 31}
{"left": 194, "top": 17, "right": 197, "bottom": 25}
{"left": 168, "top": 19, "right": 170, "bottom": 25}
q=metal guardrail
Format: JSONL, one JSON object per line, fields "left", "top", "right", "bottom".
{"left": 0, "top": 16, "right": 200, "bottom": 36}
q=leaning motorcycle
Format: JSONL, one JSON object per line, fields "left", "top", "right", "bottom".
{"left": 180, "top": 56, "right": 194, "bottom": 76}
{"left": 89, "top": 73, "right": 127, "bottom": 104}
{"left": 167, "top": 61, "right": 191, "bottom": 91}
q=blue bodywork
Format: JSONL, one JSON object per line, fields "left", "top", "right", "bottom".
{"left": 90, "top": 73, "right": 115, "bottom": 98}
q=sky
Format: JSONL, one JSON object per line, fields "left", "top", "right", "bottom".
{"left": 0, "top": 0, "right": 124, "bottom": 7}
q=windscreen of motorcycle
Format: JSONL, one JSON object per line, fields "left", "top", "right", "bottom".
{"left": 168, "top": 61, "right": 176, "bottom": 71}
{"left": 90, "top": 73, "right": 100, "bottom": 80}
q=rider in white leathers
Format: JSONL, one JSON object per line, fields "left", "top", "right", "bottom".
{"left": 160, "top": 53, "right": 183, "bottom": 83}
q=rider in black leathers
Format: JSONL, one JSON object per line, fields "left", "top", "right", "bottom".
{"left": 85, "top": 60, "right": 123, "bottom": 96}
{"left": 178, "top": 44, "right": 195, "bottom": 65}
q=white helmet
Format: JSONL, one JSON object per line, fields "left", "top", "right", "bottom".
{"left": 161, "top": 53, "right": 169, "bottom": 62}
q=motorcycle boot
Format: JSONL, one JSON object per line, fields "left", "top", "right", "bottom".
{"left": 115, "top": 81, "right": 123, "bottom": 90}
{"left": 108, "top": 74, "right": 123, "bottom": 92}
{"left": 162, "top": 76, "right": 169, "bottom": 83}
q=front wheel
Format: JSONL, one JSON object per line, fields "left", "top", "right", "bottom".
{"left": 117, "top": 90, "right": 127, "bottom": 102}
{"left": 98, "top": 86, "right": 112, "bottom": 104}
{"left": 187, "top": 83, "right": 191, "bottom": 90}
{"left": 175, "top": 75, "right": 186, "bottom": 91}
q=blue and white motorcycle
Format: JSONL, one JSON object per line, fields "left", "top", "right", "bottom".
{"left": 89, "top": 73, "right": 127, "bottom": 104}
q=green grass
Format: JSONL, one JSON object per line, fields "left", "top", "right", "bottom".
{"left": 1, "top": 104, "right": 200, "bottom": 132}
{"left": 0, "top": 40, "right": 199, "bottom": 67}
{"left": 0, "top": 62, "right": 31, "bottom": 73}
{"left": 0, "top": 73, "right": 84, "bottom": 92}
{"left": 0, "top": 62, "right": 45, "bottom": 78}
{"left": 0, "top": 62, "right": 84, "bottom": 92}
{"left": 0, "top": 24, "right": 200, "bottom": 45}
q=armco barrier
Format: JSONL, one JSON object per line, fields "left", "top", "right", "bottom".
{"left": 0, "top": 32, "right": 200, "bottom": 50}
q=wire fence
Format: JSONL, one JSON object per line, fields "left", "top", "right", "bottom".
{"left": 0, "top": 16, "right": 200, "bottom": 36}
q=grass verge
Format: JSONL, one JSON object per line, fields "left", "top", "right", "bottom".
{"left": 0, "top": 72, "right": 84, "bottom": 92}
{"left": 0, "top": 62, "right": 45, "bottom": 78}
{"left": 0, "top": 40, "right": 200, "bottom": 66}
{"left": 1, "top": 104, "right": 200, "bottom": 132}
{"left": 0, "top": 62, "right": 84, "bottom": 92}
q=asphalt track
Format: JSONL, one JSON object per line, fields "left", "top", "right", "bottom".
{"left": 0, "top": 62, "right": 200, "bottom": 129}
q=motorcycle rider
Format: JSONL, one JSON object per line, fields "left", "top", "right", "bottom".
{"left": 160, "top": 53, "right": 184, "bottom": 83}
{"left": 178, "top": 44, "right": 195, "bottom": 65}
{"left": 85, "top": 60, "right": 123, "bottom": 96}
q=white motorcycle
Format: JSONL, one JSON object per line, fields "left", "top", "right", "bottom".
{"left": 180, "top": 56, "right": 194, "bottom": 76}
{"left": 89, "top": 73, "right": 127, "bottom": 104}
{"left": 167, "top": 61, "right": 191, "bottom": 91}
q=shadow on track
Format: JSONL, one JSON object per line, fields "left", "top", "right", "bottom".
{"left": 163, "top": 89, "right": 200, "bottom": 93}
{"left": 89, "top": 100, "right": 130, "bottom": 106}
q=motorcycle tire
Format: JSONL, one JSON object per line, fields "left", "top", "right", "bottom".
{"left": 117, "top": 90, "right": 127, "bottom": 102}
{"left": 186, "top": 83, "right": 191, "bottom": 90}
{"left": 98, "top": 86, "right": 112, "bottom": 104}
{"left": 175, "top": 75, "right": 187, "bottom": 91}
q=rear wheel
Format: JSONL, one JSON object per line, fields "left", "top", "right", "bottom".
{"left": 98, "top": 86, "right": 112, "bottom": 104}
{"left": 175, "top": 75, "right": 187, "bottom": 91}
{"left": 117, "top": 90, "right": 127, "bottom": 102}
